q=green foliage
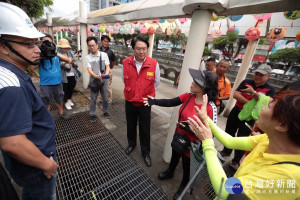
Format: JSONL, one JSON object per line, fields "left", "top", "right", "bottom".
{"left": 258, "top": 39, "right": 266, "bottom": 45}
{"left": 212, "top": 37, "right": 248, "bottom": 60}
{"left": 2, "top": 0, "right": 53, "bottom": 18}
{"left": 203, "top": 46, "right": 212, "bottom": 56}
{"left": 268, "top": 47, "right": 300, "bottom": 64}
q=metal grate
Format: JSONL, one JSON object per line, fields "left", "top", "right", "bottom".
{"left": 54, "top": 112, "right": 168, "bottom": 200}
{"left": 196, "top": 162, "right": 236, "bottom": 200}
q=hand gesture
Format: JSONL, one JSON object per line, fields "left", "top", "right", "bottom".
{"left": 187, "top": 94, "right": 212, "bottom": 140}
{"left": 241, "top": 85, "right": 255, "bottom": 95}
{"left": 43, "top": 156, "right": 58, "bottom": 179}
{"left": 143, "top": 95, "right": 155, "bottom": 106}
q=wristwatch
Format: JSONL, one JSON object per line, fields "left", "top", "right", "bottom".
{"left": 251, "top": 91, "right": 257, "bottom": 96}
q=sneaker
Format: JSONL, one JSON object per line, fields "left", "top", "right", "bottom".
{"left": 90, "top": 115, "right": 96, "bottom": 122}
{"left": 59, "top": 113, "right": 70, "bottom": 120}
{"left": 104, "top": 112, "right": 110, "bottom": 119}
{"left": 65, "top": 102, "right": 72, "bottom": 110}
{"left": 68, "top": 99, "right": 74, "bottom": 106}
{"left": 97, "top": 101, "right": 103, "bottom": 107}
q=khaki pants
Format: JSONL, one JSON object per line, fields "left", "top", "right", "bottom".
{"left": 98, "top": 70, "right": 112, "bottom": 103}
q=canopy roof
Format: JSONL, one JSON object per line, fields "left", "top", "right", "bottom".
{"left": 87, "top": 0, "right": 300, "bottom": 24}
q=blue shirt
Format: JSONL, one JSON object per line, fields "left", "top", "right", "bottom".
{"left": 39, "top": 56, "right": 62, "bottom": 85}
{"left": 0, "top": 59, "right": 56, "bottom": 186}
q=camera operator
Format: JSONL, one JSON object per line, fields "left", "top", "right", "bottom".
{"left": 38, "top": 33, "right": 73, "bottom": 120}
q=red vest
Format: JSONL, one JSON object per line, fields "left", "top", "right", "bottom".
{"left": 123, "top": 55, "right": 157, "bottom": 106}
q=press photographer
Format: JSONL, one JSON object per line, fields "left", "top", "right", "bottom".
{"left": 38, "top": 34, "right": 72, "bottom": 120}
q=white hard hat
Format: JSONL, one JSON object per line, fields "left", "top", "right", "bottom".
{"left": 0, "top": 2, "right": 45, "bottom": 39}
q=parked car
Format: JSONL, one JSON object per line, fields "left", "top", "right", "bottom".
{"left": 271, "top": 69, "right": 284, "bottom": 77}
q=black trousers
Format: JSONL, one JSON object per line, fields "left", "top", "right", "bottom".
{"left": 223, "top": 106, "right": 255, "bottom": 163}
{"left": 63, "top": 76, "right": 76, "bottom": 103}
{"left": 125, "top": 100, "right": 151, "bottom": 157}
{"left": 168, "top": 149, "right": 190, "bottom": 187}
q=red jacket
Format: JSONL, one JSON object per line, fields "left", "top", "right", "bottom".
{"left": 123, "top": 55, "right": 157, "bottom": 106}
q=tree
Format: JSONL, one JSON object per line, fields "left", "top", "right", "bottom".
{"left": 268, "top": 47, "right": 300, "bottom": 75}
{"left": 212, "top": 37, "right": 248, "bottom": 62}
{"left": 1, "top": 0, "right": 53, "bottom": 18}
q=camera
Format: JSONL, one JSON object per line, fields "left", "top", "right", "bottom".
{"left": 74, "top": 50, "right": 82, "bottom": 58}
{"left": 40, "top": 40, "right": 57, "bottom": 60}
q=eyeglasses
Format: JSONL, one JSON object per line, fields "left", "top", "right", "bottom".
{"left": 135, "top": 47, "right": 147, "bottom": 52}
{"left": 88, "top": 44, "right": 98, "bottom": 48}
{"left": 6, "top": 40, "right": 43, "bottom": 48}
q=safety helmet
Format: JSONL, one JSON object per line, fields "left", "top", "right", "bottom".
{"left": 0, "top": 2, "right": 45, "bottom": 39}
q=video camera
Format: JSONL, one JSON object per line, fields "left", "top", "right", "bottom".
{"left": 39, "top": 40, "right": 57, "bottom": 60}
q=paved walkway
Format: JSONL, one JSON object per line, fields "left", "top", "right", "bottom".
{"left": 1, "top": 64, "right": 230, "bottom": 200}
{"left": 76, "top": 65, "right": 230, "bottom": 199}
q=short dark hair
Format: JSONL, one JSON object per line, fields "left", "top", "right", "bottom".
{"left": 42, "top": 33, "right": 53, "bottom": 41}
{"left": 206, "top": 57, "right": 216, "bottom": 63}
{"left": 131, "top": 35, "right": 149, "bottom": 49}
{"left": 101, "top": 35, "right": 111, "bottom": 42}
{"left": 86, "top": 36, "right": 98, "bottom": 44}
{"left": 272, "top": 90, "right": 300, "bottom": 145}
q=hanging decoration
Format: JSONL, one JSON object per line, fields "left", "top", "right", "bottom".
{"left": 159, "top": 19, "right": 166, "bottom": 23}
{"left": 209, "top": 27, "right": 222, "bottom": 38}
{"left": 296, "top": 30, "right": 300, "bottom": 42}
{"left": 140, "top": 26, "right": 147, "bottom": 34}
{"left": 155, "top": 27, "right": 164, "bottom": 34}
{"left": 152, "top": 19, "right": 160, "bottom": 23}
{"left": 228, "top": 15, "right": 243, "bottom": 22}
{"left": 253, "top": 13, "right": 273, "bottom": 20}
{"left": 113, "top": 23, "right": 120, "bottom": 34}
{"left": 245, "top": 27, "right": 260, "bottom": 41}
{"left": 226, "top": 26, "right": 239, "bottom": 41}
{"left": 266, "top": 27, "right": 287, "bottom": 42}
{"left": 178, "top": 18, "right": 188, "bottom": 24}
{"left": 284, "top": 10, "right": 300, "bottom": 27}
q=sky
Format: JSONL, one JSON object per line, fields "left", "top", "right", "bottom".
{"left": 43, "top": 0, "right": 82, "bottom": 18}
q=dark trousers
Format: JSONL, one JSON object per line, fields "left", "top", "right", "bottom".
{"left": 63, "top": 76, "right": 76, "bottom": 103}
{"left": 125, "top": 100, "right": 151, "bottom": 157}
{"left": 0, "top": 163, "right": 19, "bottom": 200}
{"left": 168, "top": 149, "right": 190, "bottom": 187}
{"left": 223, "top": 106, "right": 254, "bottom": 163}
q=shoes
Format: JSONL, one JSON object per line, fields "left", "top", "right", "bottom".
{"left": 220, "top": 151, "right": 231, "bottom": 157}
{"left": 144, "top": 155, "right": 151, "bottom": 167}
{"left": 90, "top": 115, "right": 96, "bottom": 123}
{"left": 158, "top": 169, "right": 174, "bottom": 180}
{"left": 229, "top": 161, "right": 240, "bottom": 171}
{"left": 104, "top": 112, "right": 110, "bottom": 119}
{"left": 59, "top": 113, "right": 70, "bottom": 120}
{"left": 125, "top": 146, "right": 135, "bottom": 155}
{"left": 65, "top": 102, "right": 72, "bottom": 110}
{"left": 173, "top": 184, "right": 186, "bottom": 200}
{"left": 97, "top": 101, "right": 103, "bottom": 107}
{"left": 68, "top": 99, "right": 74, "bottom": 106}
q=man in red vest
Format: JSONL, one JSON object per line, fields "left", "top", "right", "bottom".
{"left": 122, "top": 35, "right": 160, "bottom": 167}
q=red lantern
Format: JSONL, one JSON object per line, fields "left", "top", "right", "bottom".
{"left": 245, "top": 27, "right": 260, "bottom": 41}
